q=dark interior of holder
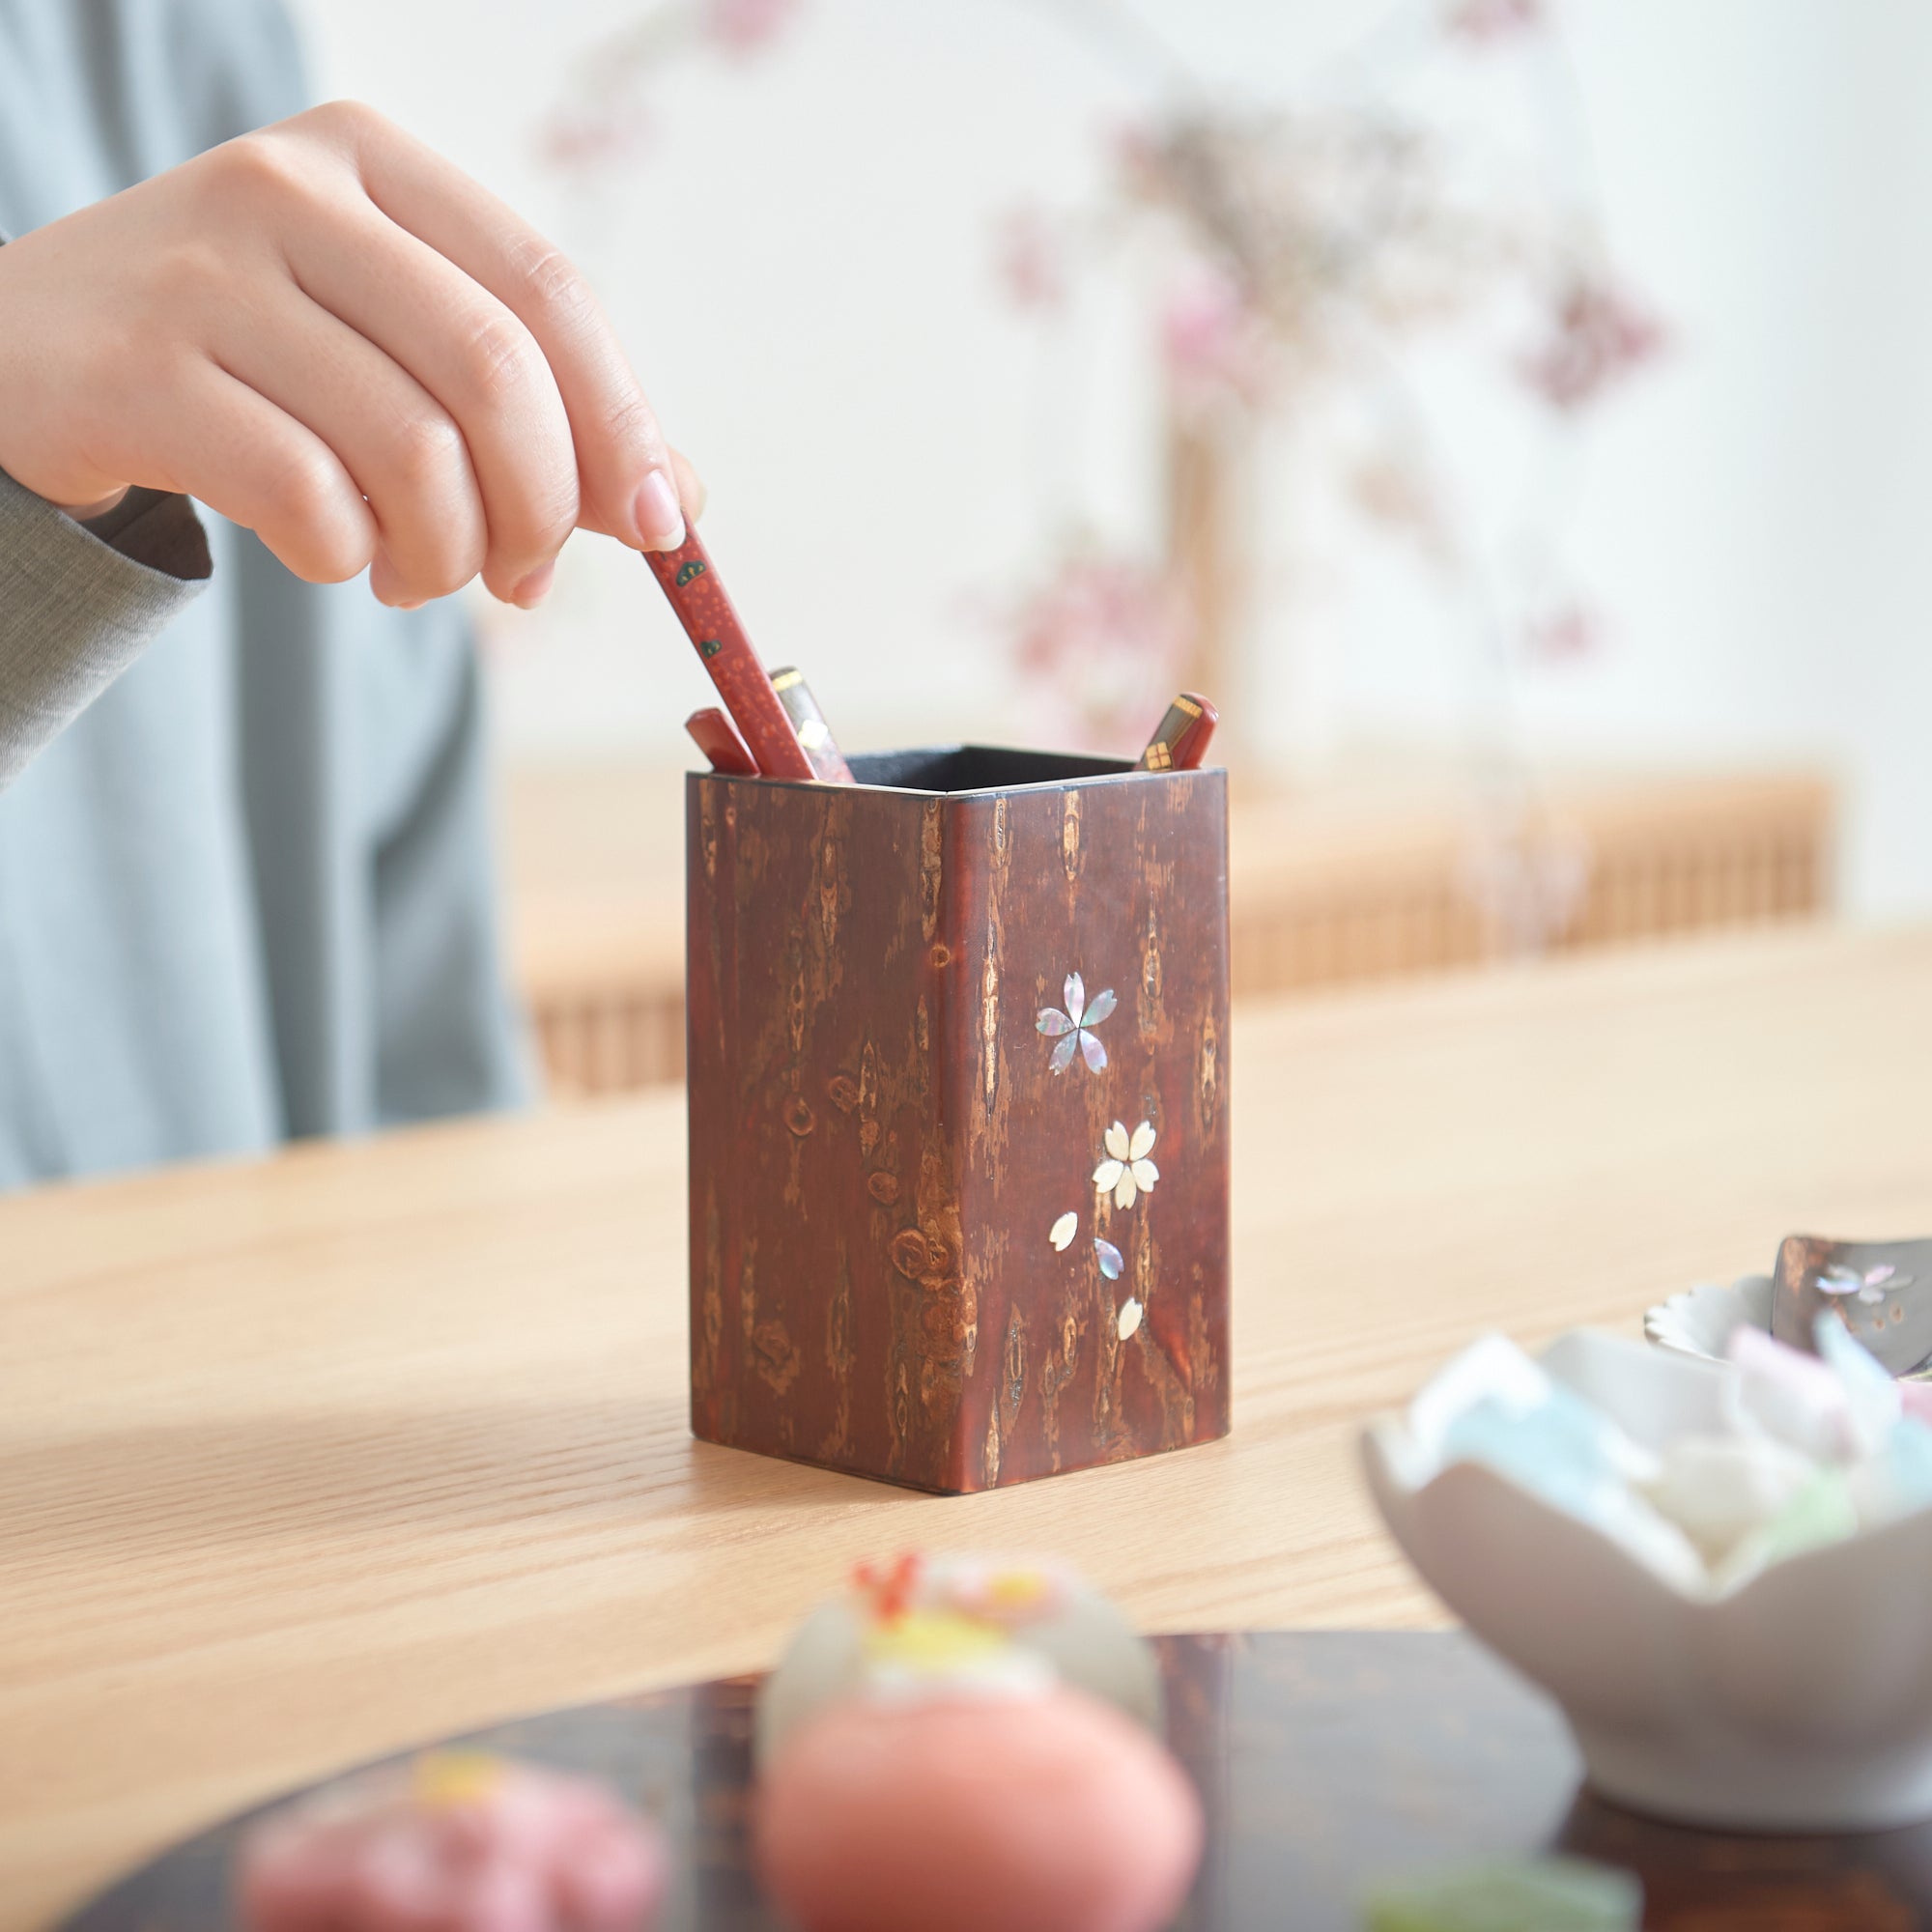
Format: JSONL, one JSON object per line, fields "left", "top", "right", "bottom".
{"left": 846, "top": 746, "right": 1134, "bottom": 793}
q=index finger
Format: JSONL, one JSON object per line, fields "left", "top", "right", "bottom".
{"left": 310, "top": 100, "right": 687, "bottom": 554}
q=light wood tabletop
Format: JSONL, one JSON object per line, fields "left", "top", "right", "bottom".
{"left": 6, "top": 921, "right": 1930, "bottom": 1926}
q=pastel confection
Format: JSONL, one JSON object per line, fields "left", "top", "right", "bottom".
{"left": 1725, "top": 1323, "right": 1874, "bottom": 1460}
{"left": 1638, "top": 1432, "right": 1815, "bottom": 1568}
{"left": 755, "top": 1551, "right": 1161, "bottom": 1767}
{"left": 1405, "top": 1325, "right": 1932, "bottom": 1600}
{"left": 755, "top": 1685, "right": 1201, "bottom": 1932}
{"left": 236, "top": 1753, "right": 668, "bottom": 1932}
{"left": 753, "top": 1553, "right": 1200, "bottom": 1932}
{"left": 1364, "top": 1858, "right": 1641, "bottom": 1931}
{"left": 1740, "top": 1465, "right": 1860, "bottom": 1572}
{"left": 1851, "top": 1415, "right": 1932, "bottom": 1520}
{"left": 1397, "top": 1337, "right": 1705, "bottom": 1591}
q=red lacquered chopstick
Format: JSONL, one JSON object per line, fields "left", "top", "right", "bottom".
{"left": 1135, "top": 692, "right": 1219, "bottom": 773}
{"left": 686, "top": 706, "right": 759, "bottom": 776}
{"left": 642, "top": 531, "right": 817, "bottom": 782}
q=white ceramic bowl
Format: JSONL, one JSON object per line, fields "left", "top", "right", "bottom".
{"left": 1643, "top": 1274, "right": 1773, "bottom": 1363}
{"left": 1363, "top": 1329, "right": 1932, "bottom": 1831}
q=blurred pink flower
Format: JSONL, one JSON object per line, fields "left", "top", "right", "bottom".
{"left": 1462, "top": 819, "right": 1589, "bottom": 955}
{"left": 1009, "top": 550, "right": 1191, "bottom": 751}
{"left": 1524, "top": 598, "right": 1603, "bottom": 662}
{"left": 1446, "top": 0, "right": 1544, "bottom": 44}
{"left": 1349, "top": 455, "right": 1451, "bottom": 560}
{"left": 702, "top": 0, "right": 801, "bottom": 54}
{"left": 1111, "top": 121, "right": 1168, "bottom": 204}
{"left": 536, "top": 106, "right": 651, "bottom": 173}
{"left": 1161, "top": 265, "right": 1272, "bottom": 407}
{"left": 994, "top": 208, "right": 1070, "bottom": 311}
{"left": 1519, "top": 276, "right": 1665, "bottom": 411}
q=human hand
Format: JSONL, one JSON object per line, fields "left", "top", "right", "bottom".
{"left": 0, "top": 100, "right": 699, "bottom": 608}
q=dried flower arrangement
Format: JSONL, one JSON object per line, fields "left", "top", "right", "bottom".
{"left": 985, "top": 0, "right": 1664, "bottom": 757}
{"left": 541, "top": 0, "right": 1662, "bottom": 952}
{"left": 537, "top": 0, "right": 803, "bottom": 171}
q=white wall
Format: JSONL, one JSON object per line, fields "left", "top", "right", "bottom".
{"left": 296, "top": 0, "right": 1932, "bottom": 915}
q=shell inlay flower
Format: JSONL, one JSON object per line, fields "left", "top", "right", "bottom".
{"left": 1818, "top": 1262, "right": 1913, "bottom": 1307}
{"left": 1037, "top": 971, "right": 1117, "bottom": 1073}
{"left": 1049, "top": 1210, "right": 1078, "bottom": 1252}
{"left": 1118, "top": 1298, "right": 1144, "bottom": 1342}
{"left": 1095, "top": 1238, "right": 1124, "bottom": 1281}
{"left": 1094, "top": 1120, "right": 1158, "bottom": 1209}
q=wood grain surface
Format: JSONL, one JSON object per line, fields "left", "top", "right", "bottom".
{"left": 685, "top": 752, "right": 1229, "bottom": 1491}
{"left": 5, "top": 923, "right": 1932, "bottom": 1927}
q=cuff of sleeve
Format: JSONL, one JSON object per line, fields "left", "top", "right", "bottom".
{"left": 0, "top": 466, "right": 213, "bottom": 783}
{"left": 76, "top": 486, "right": 214, "bottom": 581}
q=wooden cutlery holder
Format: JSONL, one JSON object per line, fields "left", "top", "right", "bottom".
{"left": 685, "top": 747, "right": 1231, "bottom": 1492}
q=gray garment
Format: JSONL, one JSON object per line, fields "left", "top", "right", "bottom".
{"left": 0, "top": 0, "right": 529, "bottom": 1189}
{"left": 0, "top": 482, "right": 213, "bottom": 783}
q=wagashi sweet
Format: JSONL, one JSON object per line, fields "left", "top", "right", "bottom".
{"left": 236, "top": 1751, "right": 667, "bottom": 1932}
{"left": 755, "top": 1550, "right": 1161, "bottom": 1765}
{"left": 753, "top": 1553, "right": 1201, "bottom": 1932}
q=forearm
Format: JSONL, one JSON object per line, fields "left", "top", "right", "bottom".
{"left": 0, "top": 465, "right": 212, "bottom": 789}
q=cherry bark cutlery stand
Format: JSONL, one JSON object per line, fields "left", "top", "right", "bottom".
{"left": 684, "top": 747, "right": 1232, "bottom": 1492}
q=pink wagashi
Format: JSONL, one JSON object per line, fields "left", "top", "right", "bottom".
{"left": 756, "top": 1689, "right": 1202, "bottom": 1932}
{"left": 755, "top": 1554, "right": 1195, "bottom": 1932}
{"left": 237, "top": 1754, "right": 668, "bottom": 1932}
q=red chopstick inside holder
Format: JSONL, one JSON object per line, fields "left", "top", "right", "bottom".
{"left": 642, "top": 531, "right": 823, "bottom": 783}
{"left": 1135, "top": 692, "right": 1219, "bottom": 773}
{"left": 686, "top": 707, "right": 759, "bottom": 776}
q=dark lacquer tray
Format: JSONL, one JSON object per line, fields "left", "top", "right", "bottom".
{"left": 58, "top": 1633, "right": 1932, "bottom": 1931}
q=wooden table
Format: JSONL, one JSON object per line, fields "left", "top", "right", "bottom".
{"left": 5, "top": 922, "right": 1927, "bottom": 1928}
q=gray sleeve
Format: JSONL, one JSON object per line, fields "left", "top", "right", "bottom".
{"left": 0, "top": 465, "right": 213, "bottom": 790}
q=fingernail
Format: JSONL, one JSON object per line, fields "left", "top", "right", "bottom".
{"left": 634, "top": 470, "right": 686, "bottom": 552}
{"left": 512, "top": 561, "right": 556, "bottom": 609}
